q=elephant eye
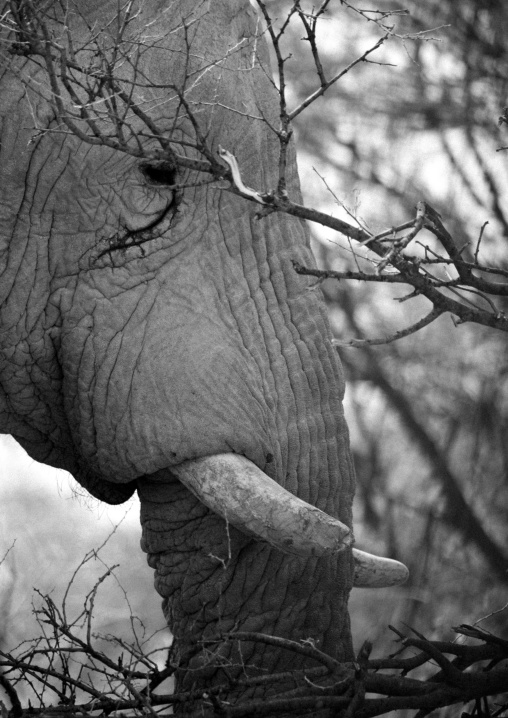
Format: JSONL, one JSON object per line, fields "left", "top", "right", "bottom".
{"left": 140, "top": 162, "right": 177, "bottom": 186}
{"left": 96, "top": 164, "right": 180, "bottom": 259}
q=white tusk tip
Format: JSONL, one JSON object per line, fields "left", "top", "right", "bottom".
{"left": 352, "top": 548, "right": 409, "bottom": 588}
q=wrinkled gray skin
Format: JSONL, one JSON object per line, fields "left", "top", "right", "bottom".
{"left": 0, "top": 0, "right": 356, "bottom": 706}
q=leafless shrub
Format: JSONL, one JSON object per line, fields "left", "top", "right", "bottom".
{"left": 0, "top": 561, "right": 507, "bottom": 718}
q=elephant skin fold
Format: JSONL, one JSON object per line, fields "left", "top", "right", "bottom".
{"left": 172, "top": 453, "right": 409, "bottom": 587}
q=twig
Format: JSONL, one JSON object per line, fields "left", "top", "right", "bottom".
{"left": 332, "top": 307, "right": 443, "bottom": 347}
{"left": 220, "top": 631, "right": 342, "bottom": 673}
{"left": 288, "top": 34, "right": 389, "bottom": 122}
{"left": 474, "top": 221, "right": 489, "bottom": 264}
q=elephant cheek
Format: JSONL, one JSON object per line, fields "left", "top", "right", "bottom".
{"left": 65, "top": 314, "right": 276, "bottom": 480}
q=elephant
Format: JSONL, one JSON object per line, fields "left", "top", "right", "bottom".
{"left": 0, "top": 0, "right": 407, "bottom": 711}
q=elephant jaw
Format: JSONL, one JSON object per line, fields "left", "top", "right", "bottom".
{"left": 169, "top": 453, "right": 409, "bottom": 588}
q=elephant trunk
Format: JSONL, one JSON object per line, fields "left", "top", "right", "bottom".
{"left": 138, "top": 472, "right": 354, "bottom": 704}
{"left": 138, "top": 455, "right": 407, "bottom": 705}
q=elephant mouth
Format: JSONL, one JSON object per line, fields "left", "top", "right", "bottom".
{"left": 167, "top": 453, "right": 409, "bottom": 588}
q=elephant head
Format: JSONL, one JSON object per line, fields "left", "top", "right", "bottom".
{"left": 0, "top": 0, "right": 407, "bottom": 708}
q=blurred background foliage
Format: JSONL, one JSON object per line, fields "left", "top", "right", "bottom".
{"left": 278, "top": 0, "right": 508, "bottom": 649}
{"left": 1, "top": 0, "right": 507, "bottom": 683}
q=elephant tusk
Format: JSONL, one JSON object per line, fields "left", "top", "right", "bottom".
{"left": 352, "top": 549, "right": 409, "bottom": 588}
{"left": 170, "top": 453, "right": 410, "bottom": 587}
{"left": 169, "top": 453, "right": 353, "bottom": 557}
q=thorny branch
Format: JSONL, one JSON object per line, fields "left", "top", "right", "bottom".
{"left": 1, "top": 0, "right": 507, "bottom": 338}
{"left": 293, "top": 198, "right": 508, "bottom": 339}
